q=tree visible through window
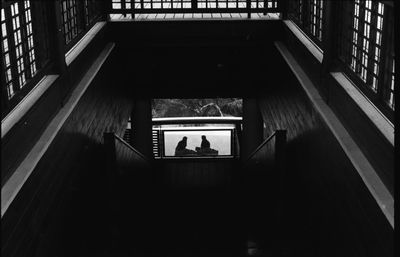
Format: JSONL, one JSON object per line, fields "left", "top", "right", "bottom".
{"left": 152, "top": 98, "right": 243, "bottom": 118}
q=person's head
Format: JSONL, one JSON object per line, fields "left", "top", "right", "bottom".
{"left": 183, "top": 136, "right": 187, "bottom": 141}
{"left": 202, "top": 135, "right": 206, "bottom": 140}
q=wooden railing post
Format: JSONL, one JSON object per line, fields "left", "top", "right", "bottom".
{"left": 263, "top": 0, "right": 267, "bottom": 15}
{"left": 132, "top": 0, "right": 136, "bottom": 19}
{"left": 121, "top": 0, "right": 126, "bottom": 17}
{"left": 192, "top": 0, "right": 198, "bottom": 9}
{"left": 247, "top": 0, "right": 251, "bottom": 18}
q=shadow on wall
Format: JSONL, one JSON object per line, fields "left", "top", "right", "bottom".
{"left": 281, "top": 123, "right": 393, "bottom": 257}
{"left": 31, "top": 131, "right": 117, "bottom": 257}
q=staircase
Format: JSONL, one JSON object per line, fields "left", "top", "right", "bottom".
{"left": 102, "top": 129, "right": 295, "bottom": 256}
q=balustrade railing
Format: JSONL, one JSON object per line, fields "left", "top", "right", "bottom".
{"left": 244, "top": 129, "right": 286, "bottom": 168}
{"left": 109, "top": 0, "right": 281, "bottom": 14}
{"left": 104, "top": 132, "right": 150, "bottom": 175}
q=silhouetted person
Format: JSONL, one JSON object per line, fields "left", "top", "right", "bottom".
{"left": 175, "top": 137, "right": 196, "bottom": 156}
{"left": 200, "top": 135, "right": 210, "bottom": 149}
{"left": 196, "top": 135, "right": 218, "bottom": 156}
{"left": 176, "top": 136, "right": 187, "bottom": 151}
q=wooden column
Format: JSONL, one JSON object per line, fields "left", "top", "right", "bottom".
{"left": 48, "top": 1, "right": 70, "bottom": 107}
{"left": 50, "top": 1, "right": 67, "bottom": 74}
{"left": 104, "top": 0, "right": 113, "bottom": 21}
{"left": 280, "top": 0, "right": 288, "bottom": 19}
{"left": 247, "top": 0, "right": 251, "bottom": 19}
{"left": 241, "top": 98, "right": 264, "bottom": 161}
{"left": 131, "top": 98, "right": 154, "bottom": 159}
{"left": 321, "top": 0, "right": 336, "bottom": 74}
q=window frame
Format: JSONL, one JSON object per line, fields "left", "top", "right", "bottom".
{"left": 336, "top": 0, "right": 394, "bottom": 121}
{"left": 1, "top": 1, "right": 49, "bottom": 118}
{"left": 60, "top": 0, "right": 103, "bottom": 51}
{"left": 287, "top": 0, "right": 325, "bottom": 49}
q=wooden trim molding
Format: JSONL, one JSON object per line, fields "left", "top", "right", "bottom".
{"left": 1, "top": 75, "right": 59, "bottom": 138}
{"left": 65, "top": 21, "right": 107, "bottom": 66}
{"left": 330, "top": 72, "right": 394, "bottom": 146}
{"left": 283, "top": 20, "right": 323, "bottom": 63}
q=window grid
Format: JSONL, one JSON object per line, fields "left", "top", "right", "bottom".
{"left": 385, "top": 57, "right": 395, "bottom": 109}
{"left": 1, "top": 1, "right": 37, "bottom": 100}
{"left": 337, "top": 1, "right": 394, "bottom": 119}
{"left": 2, "top": 8, "right": 15, "bottom": 99}
{"left": 383, "top": 8, "right": 394, "bottom": 110}
{"left": 60, "top": 0, "right": 80, "bottom": 45}
{"left": 309, "top": 0, "right": 323, "bottom": 41}
{"left": 11, "top": 2, "right": 27, "bottom": 88}
{"left": 23, "top": 0, "right": 37, "bottom": 80}
{"left": 287, "top": 0, "right": 323, "bottom": 47}
{"left": 350, "top": 1, "right": 384, "bottom": 92}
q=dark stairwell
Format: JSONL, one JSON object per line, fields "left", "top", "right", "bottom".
{"left": 2, "top": 15, "right": 393, "bottom": 257}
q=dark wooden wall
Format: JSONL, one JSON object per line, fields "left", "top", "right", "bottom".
{"left": 256, "top": 71, "right": 393, "bottom": 257}
{"left": 2, "top": 19, "right": 394, "bottom": 257}
{"left": 1, "top": 49, "right": 135, "bottom": 257}
{"left": 157, "top": 159, "right": 238, "bottom": 189}
{"left": 1, "top": 24, "right": 108, "bottom": 185}
{"left": 106, "top": 20, "right": 286, "bottom": 98}
{"left": 283, "top": 23, "right": 394, "bottom": 195}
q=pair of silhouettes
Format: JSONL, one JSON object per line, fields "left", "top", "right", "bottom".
{"left": 175, "top": 135, "right": 212, "bottom": 156}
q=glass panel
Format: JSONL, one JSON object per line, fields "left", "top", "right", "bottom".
{"left": 163, "top": 129, "right": 232, "bottom": 157}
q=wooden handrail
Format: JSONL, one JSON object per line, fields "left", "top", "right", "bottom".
{"left": 113, "top": 133, "right": 151, "bottom": 163}
{"left": 152, "top": 117, "right": 242, "bottom": 125}
{"left": 245, "top": 131, "right": 276, "bottom": 162}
